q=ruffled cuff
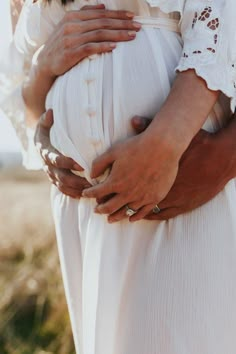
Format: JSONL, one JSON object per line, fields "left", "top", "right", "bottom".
{"left": 0, "top": 78, "right": 43, "bottom": 170}
{"left": 176, "top": 1, "right": 236, "bottom": 113}
{"left": 176, "top": 59, "right": 236, "bottom": 113}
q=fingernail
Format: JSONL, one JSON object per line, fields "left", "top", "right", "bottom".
{"left": 73, "top": 163, "right": 82, "bottom": 170}
{"left": 133, "top": 22, "right": 142, "bottom": 29}
{"left": 126, "top": 12, "right": 135, "bottom": 18}
{"left": 128, "top": 31, "right": 136, "bottom": 37}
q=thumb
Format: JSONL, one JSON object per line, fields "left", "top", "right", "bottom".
{"left": 39, "top": 109, "right": 54, "bottom": 130}
{"left": 131, "top": 116, "right": 152, "bottom": 134}
{"left": 90, "top": 149, "right": 115, "bottom": 179}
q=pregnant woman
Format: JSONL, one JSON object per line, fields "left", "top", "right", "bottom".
{"left": 2, "top": 0, "right": 236, "bottom": 353}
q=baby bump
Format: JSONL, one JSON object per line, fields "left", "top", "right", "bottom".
{"left": 46, "top": 30, "right": 182, "bottom": 181}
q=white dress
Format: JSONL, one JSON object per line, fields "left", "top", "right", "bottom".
{"left": 1, "top": 1, "right": 236, "bottom": 353}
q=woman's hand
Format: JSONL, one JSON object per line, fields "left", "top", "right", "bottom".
{"left": 82, "top": 69, "right": 220, "bottom": 222}
{"left": 37, "top": 4, "right": 140, "bottom": 78}
{"left": 82, "top": 127, "right": 180, "bottom": 222}
{"left": 37, "top": 111, "right": 236, "bottom": 218}
{"left": 35, "top": 110, "right": 91, "bottom": 198}
{"left": 127, "top": 117, "right": 236, "bottom": 221}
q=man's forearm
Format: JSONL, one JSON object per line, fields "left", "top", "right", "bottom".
{"left": 216, "top": 115, "right": 236, "bottom": 181}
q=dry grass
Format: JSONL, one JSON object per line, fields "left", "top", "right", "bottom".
{"left": 0, "top": 167, "right": 75, "bottom": 354}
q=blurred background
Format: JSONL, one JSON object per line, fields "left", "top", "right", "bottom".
{"left": 0, "top": 2, "right": 75, "bottom": 353}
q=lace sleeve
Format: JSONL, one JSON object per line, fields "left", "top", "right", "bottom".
{"left": 0, "top": 0, "right": 59, "bottom": 169}
{"left": 176, "top": 0, "right": 236, "bottom": 112}
{"left": 0, "top": 0, "right": 43, "bottom": 169}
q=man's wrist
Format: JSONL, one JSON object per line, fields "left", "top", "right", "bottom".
{"left": 215, "top": 118, "right": 236, "bottom": 180}
{"left": 35, "top": 45, "right": 56, "bottom": 81}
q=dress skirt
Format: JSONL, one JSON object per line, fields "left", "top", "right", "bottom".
{"left": 46, "top": 10, "right": 236, "bottom": 354}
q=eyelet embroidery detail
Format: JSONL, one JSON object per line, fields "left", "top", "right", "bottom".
{"left": 182, "top": 5, "right": 221, "bottom": 64}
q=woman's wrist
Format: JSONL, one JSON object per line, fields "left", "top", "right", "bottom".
{"left": 143, "top": 69, "right": 219, "bottom": 157}
{"left": 145, "top": 111, "right": 194, "bottom": 158}
{"left": 36, "top": 46, "right": 56, "bottom": 81}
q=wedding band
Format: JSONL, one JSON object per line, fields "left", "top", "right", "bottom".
{"left": 125, "top": 205, "right": 137, "bottom": 217}
{"left": 152, "top": 204, "right": 161, "bottom": 214}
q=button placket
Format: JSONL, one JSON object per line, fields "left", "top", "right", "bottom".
{"left": 85, "top": 57, "right": 101, "bottom": 149}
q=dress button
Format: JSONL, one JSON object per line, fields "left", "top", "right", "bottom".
{"left": 87, "top": 105, "right": 96, "bottom": 117}
{"left": 90, "top": 138, "right": 102, "bottom": 148}
{"left": 84, "top": 73, "right": 96, "bottom": 83}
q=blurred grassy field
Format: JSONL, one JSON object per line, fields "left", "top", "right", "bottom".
{"left": 0, "top": 167, "right": 75, "bottom": 354}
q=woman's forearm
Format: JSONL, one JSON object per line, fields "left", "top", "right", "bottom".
{"left": 146, "top": 69, "right": 220, "bottom": 156}
{"left": 22, "top": 60, "right": 56, "bottom": 127}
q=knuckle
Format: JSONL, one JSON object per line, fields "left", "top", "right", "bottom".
{"left": 64, "top": 11, "right": 74, "bottom": 22}
{"left": 63, "top": 49, "right": 73, "bottom": 62}
{"left": 62, "top": 35, "right": 71, "bottom": 48}
{"left": 55, "top": 155, "right": 68, "bottom": 169}
{"left": 121, "top": 19, "right": 130, "bottom": 27}
{"left": 99, "top": 18, "right": 111, "bottom": 29}
{"left": 103, "top": 205, "right": 113, "bottom": 214}
{"left": 117, "top": 10, "right": 129, "bottom": 18}
{"left": 48, "top": 152, "right": 58, "bottom": 166}
{"left": 54, "top": 156, "right": 62, "bottom": 168}
{"left": 83, "top": 43, "right": 93, "bottom": 55}
{"left": 95, "top": 29, "right": 104, "bottom": 38}
{"left": 70, "top": 178, "right": 82, "bottom": 189}
{"left": 109, "top": 181, "right": 121, "bottom": 193}
{"left": 116, "top": 30, "right": 126, "bottom": 38}
{"left": 41, "top": 148, "right": 48, "bottom": 160}
{"left": 44, "top": 154, "right": 52, "bottom": 167}
{"left": 96, "top": 9, "right": 107, "bottom": 18}
{"left": 100, "top": 42, "right": 110, "bottom": 51}
{"left": 58, "top": 173, "right": 68, "bottom": 185}
{"left": 62, "top": 23, "right": 70, "bottom": 35}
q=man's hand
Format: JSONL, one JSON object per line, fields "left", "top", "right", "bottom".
{"left": 37, "top": 111, "right": 236, "bottom": 219}
{"left": 23, "top": 5, "right": 141, "bottom": 122}
{"left": 38, "top": 5, "right": 141, "bottom": 78}
{"left": 34, "top": 110, "right": 91, "bottom": 198}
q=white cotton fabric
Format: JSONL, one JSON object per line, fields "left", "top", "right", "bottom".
{"left": 1, "top": 0, "right": 236, "bottom": 167}
{"left": 2, "top": 0, "right": 236, "bottom": 353}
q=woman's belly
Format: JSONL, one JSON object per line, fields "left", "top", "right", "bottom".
{"left": 46, "top": 28, "right": 182, "bottom": 181}
{"left": 46, "top": 27, "right": 230, "bottom": 184}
